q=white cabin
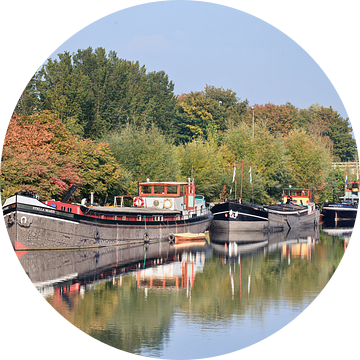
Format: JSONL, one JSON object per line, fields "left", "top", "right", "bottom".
{"left": 133, "top": 180, "right": 206, "bottom": 217}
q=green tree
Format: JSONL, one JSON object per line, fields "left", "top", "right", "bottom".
{"left": 173, "top": 86, "right": 248, "bottom": 144}
{"left": 102, "top": 123, "right": 180, "bottom": 189}
{"left": 33, "top": 47, "right": 177, "bottom": 140}
{"left": 284, "top": 129, "right": 332, "bottom": 198}
{"left": 176, "top": 140, "right": 224, "bottom": 201}
{"left": 174, "top": 91, "right": 215, "bottom": 143}
{"left": 71, "top": 139, "right": 132, "bottom": 204}
{"left": 309, "top": 105, "right": 356, "bottom": 161}
{"left": 36, "top": 51, "right": 87, "bottom": 137}
{"left": 137, "top": 70, "right": 177, "bottom": 134}
{"left": 204, "top": 85, "right": 248, "bottom": 126}
{"left": 223, "top": 121, "right": 290, "bottom": 203}
{"left": 13, "top": 74, "right": 40, "bottom": 115}
{"left": 319, "top": 166, "right": 346, "bottom": 205}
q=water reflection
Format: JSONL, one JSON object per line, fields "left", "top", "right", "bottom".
{"left": 15, "top": 225, "right": 350, "bottom": 359}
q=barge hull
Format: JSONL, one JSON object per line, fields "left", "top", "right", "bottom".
{"left": 267, "top": 209, "right": 320, "bottom": 229}
{"left": 5, "top": 207, "right": 212, "bottom": 250}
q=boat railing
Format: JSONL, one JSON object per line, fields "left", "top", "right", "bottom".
{"left": 113, "top": 195, "right": 136, "bottom": 207}
{"left": 184, "top": 206, "right": 211, "bottom": 219}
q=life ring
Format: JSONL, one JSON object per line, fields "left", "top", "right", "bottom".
{"left": 20, "top": 216, "right": 27, "bottom": 224}
{"left": 168, "top": 234, "right": 175, "bottom": 244}
{"left": 133, "top": 197, "right": 145, "bottom": 207}
{"left": 164, "top": 198, "right": 173, "bottom": 209}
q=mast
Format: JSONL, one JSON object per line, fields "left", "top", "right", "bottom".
{"left": 239, "top": 158, "right": 250, "bottom": 203}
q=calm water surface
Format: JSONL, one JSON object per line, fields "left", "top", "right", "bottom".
{"left": 17, "top": 224, "right": 351, "bottom": 359}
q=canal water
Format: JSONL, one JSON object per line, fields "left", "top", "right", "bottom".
{"left": 12, "top": 224, "right": 352, "bottom": 359}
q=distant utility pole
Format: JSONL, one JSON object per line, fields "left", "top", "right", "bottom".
{"left": 251, "top": 106, "right": 254, "bottom": 138}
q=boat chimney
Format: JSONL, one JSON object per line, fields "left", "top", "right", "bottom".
{"left": 90, "top": 192, "right": 94, "bottom": 205}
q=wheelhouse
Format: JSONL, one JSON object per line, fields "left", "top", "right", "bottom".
{"left": 136, "top": 180, "right": 197, "bottom": 211}
{"left": 282, "top": 188, "right": 312, "bottom": 205}
{"left": 139, "top": 182, "right": 188, "bottom": 197}
{"left": 341, "top": 181, "right": 359, "bottom": 204}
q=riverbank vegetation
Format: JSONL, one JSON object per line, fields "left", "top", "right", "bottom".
{"left": 1, "top": 47, "right": 357, "bottom": 205}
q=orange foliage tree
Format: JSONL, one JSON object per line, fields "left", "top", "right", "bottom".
{"left": 1, "top": 111, "right": 130, "bottom": 203}
{"left": 1, "top": 111, "right": 82, "bottom": 200}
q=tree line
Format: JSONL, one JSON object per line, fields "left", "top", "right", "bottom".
{"left": 2, "top": 47, "right": 357, "bottom": 205}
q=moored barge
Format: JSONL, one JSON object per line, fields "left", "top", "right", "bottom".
{"left": 322, "top": 181, "right": 358, "bottom": 224}
{"left": 3, "top": 179, "right": 213, "bottom": 250}
{"left": 264, "top": 187, "right": 320, "bottom": 229}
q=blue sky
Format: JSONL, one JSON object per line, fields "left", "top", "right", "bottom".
{"left": 46, "top": 1, "right": 347, "bottom": 118}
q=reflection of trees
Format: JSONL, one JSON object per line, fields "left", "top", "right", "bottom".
{"left": 188, "top": 239, "right": 345, "bottom": 322}
{"left": 48, "top": 275, "right": 181, "bottom": 354}
{"left": 47, "top": 237, "right": 344, "bottom": 354}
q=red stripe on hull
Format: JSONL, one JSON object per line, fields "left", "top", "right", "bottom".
{"left": 15, "top": 240, "right": 28, "bottom": 251}
{"left": 16, "top": 251, "right": 28, "bottom": 259}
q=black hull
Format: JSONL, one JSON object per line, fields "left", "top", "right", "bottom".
{"left": 210, "top": 201, "right": 272, "bottom": 232}
{"left": 322, "top": 205, "right": 357, "bottom": 223}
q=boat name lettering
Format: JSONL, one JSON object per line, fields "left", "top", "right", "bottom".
{"left": 33, "top": 206, "right": 55, "bottom": 213}
{"left": 229, "top": 210, "right": 239, "bottom": 219}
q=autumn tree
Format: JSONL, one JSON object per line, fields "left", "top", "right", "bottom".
{"left": 244, "top": 103, "right": 304, "bottom": 136}
{"left": 0, "top": 111, "right": 130, "bottom": 203}
{"left": 1, "top": 112, "right": 82, "bottom": 200}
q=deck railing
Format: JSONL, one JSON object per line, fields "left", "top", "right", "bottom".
{"left": 333, "top": 161, "right": 359, "bottom": 175}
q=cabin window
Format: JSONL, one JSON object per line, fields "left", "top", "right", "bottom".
{"left": 67, "top": 208, "right": 72, "bottom": 212}
{"left": 154, "top": 185, "right": 165, "bottom": 194}
{"left": 141, "top": 185, "right": 152, "bottom": 194}
{"left": 122, "top": 215, "right": 126, "bottom": 221}
{"left": 153, "top": 215, "right": 163, "bottom": 221}
{"left": 61, "top": 206, "right": 65, "bottom": 211}
{"left": 290, "top": 190, "right": 296, "bottom": 196}
{"left": 137, "top": 215, "right": 142, "bottom": 221}
{"left": 166, "top": 185, "right": 178, "bottom": 195}
{"left": 180, "top": 185, "right": 186, "bottom": 196}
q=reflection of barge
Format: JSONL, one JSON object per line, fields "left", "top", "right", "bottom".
{"left": 3, "top": 179, "right": 212, "bottom": 250}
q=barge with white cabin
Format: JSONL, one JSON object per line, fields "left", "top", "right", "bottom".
{"left": 3, "top": 179, "right": 213, "bottom": 250}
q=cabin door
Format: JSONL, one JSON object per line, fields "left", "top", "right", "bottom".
{"left": 185, "top": 181, "right": 195, "bottom": 210}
